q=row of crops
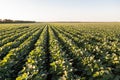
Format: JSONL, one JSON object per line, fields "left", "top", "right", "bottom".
{"left": 0, "top": 23, "right": 120, "bottom": 80}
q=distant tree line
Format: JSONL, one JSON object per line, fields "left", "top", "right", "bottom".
{"left": 0, "top": 19, "right": 36, "bottom": 23}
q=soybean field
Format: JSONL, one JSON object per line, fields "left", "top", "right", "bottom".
{"left": 0, "top": 23, "right": 120, "bottom": 80}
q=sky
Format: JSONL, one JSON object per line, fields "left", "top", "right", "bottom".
{"left": 0, "top": 0, "right": 120, "bottom": 22}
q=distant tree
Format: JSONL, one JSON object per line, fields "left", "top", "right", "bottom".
{"left": 3, "top": 19, "right": 13, "bottom": 23}
{"left": 0, "top": 19, "right": 2, "bottom": 23}
{"left": 0, "top": 19, "right": 36, "bottom": 23}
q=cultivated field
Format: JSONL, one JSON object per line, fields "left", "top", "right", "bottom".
{"left": 0, "top": 23, "right": 120, "bottom": 80}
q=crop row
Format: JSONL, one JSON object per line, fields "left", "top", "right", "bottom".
{"left": 0, "top": 23, "right": 120, "bottom": 80}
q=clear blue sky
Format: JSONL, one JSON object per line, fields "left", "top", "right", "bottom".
{"left": 0, "top": 0, "right": 119, "bottom": 21}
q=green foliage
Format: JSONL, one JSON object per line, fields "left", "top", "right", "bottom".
{"left": 0, "top": 23, "right": 120, "bottom": 80}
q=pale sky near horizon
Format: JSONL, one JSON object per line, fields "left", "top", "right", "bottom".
{"left": 0, "top": 0, "right": 119, "bottom": 22}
